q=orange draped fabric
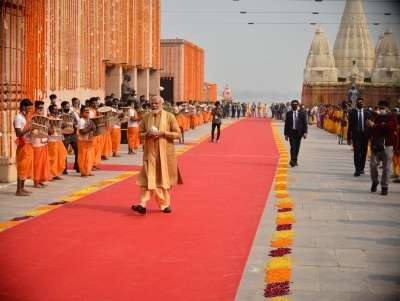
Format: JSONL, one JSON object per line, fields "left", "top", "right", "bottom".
{"left": 198, "top": 114, "right": 203, "bottom": 125}
{"left": 184, "top": 115, "right": 190, "bottom": 131}
{"left": 110, "top": 128, "right": 121, "bottom": 153}
{"left": 93, "top": 136, "right": 103, "bottom": 165}
{"left": 48, "top": 140, "right": 67, "bottom": 177}
{"left": 190, "top": 115, "right": 198, "bottom": 128}
{"left": 102, "top": 128, "right": 112, "bottom": 158}
{"left": 33, "top": 146, "right": 52, "bottom": 183}
{"left": 127, "top": 127, "right": 140, "bottom": 150}
{"left": 78, "top": 140, "right": 94, "bottom": 176}
{"left": 16, "top": 144, "right": 34, "bottom": 180}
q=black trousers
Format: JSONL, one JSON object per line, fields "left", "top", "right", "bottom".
{"left": 231, "top": 110, "right": 236, "bottom": 118}
{"left": 352, "top": 132, "right": 368, "bottom": 172}
{"left": 271, "top": 111, "right": 275, "bottom": 118}
{"left": 242, "top": 110, "right": 246, "bottom": 117}
{"left": 289, "top": 130, "right": 302, "bottom": 163}
{"left": 63, "top": 134, "right": 79, "bottom": 171}
{"left": 211, "top": 123, "right": 221, "bottom": 140}
{"left": 237, "top": 110, "right": 241, "bottom": 118}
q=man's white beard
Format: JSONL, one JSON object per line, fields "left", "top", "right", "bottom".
{"left": 152, "top": 108, "right": 162, "bottom": 115}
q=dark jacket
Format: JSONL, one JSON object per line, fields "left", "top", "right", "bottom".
{"left": 368, "top": 113, "right": 398, "bottom": 146}
{"left": 347, "top": 109, "right": 371, "bottom": 140}
{"left": 284, "top": 110, "right": 308, "bottom": 137}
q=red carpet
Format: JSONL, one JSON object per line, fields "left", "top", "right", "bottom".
{"left": 0, "top": 118, "right": 279, "bottom": 301}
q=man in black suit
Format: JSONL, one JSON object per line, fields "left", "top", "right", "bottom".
{"left": 347, "top": 97, "right": 371, "bottom": 176}
{"left": 284, "top": 100, "right": 308, "bottom": 167}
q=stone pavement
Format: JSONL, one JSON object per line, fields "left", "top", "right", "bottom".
{"left": 0, "top": 117, "right": 240, "bottom": 224}
{"left": 235, "top": 119, "right": 400, "bottom": 301}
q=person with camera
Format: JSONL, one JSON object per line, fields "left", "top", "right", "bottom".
{"left": 347, "top": 97, "right": 371, "bottom": 176}
{"left": 367, "top": 100, "right": 398, "bottom": 195}
{"left": 209, "top": 101, "right": 223, "bottom": 143}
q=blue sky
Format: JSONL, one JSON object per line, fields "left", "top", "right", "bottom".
{"left": 161, "top": 0, "right": 400, "bottom": 102}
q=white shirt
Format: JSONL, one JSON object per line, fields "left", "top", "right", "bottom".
{"left": 128, "top": 108, "right": 139, "bottom": 128}
{"left": 13, "top": 113, "right": 31, "bottom": 143}
{"left": 292, "top": 110, "right": 299, "bottom": 130}
{"left": 358, "top": 109, "right": 364, "bottom": 132}
{"left": 78, "top": 118, "right": 94, "bottom": 141}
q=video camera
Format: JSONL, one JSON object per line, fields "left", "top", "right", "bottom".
{"left": 341, "top": 100, "right": 351, "bottom": 112}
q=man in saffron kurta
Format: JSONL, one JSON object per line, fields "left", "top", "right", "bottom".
{"left": 132, "top": 96, "right": 183, "bottom": 215}
{"left": 48, "top": 105, "right": 67, "bottom": 180}
{"left": 13, "top": 99, "right": 35, "bottom": 196}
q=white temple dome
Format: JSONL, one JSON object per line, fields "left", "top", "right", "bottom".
{"left": 333, "top": 0, "right": 375, "bottom": 80}
{"left": 372, "top": 28, "right": 400, "bottom": 83}
{"left": 303, "top": 27, "right": 338, "bottom": 83}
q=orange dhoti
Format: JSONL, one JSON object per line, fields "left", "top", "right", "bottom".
{"left": 16, "top": 143, "right": 34, "bottom": 180}
{"left": 111, "top": 128, "right": 121, "bottom": 153}
{"left": 198, "top": 114, "right": 204, "bottom": 125}
{"left": 190, "top": 115, "right": 198, "bottom": 128}
{"left": 127, "top": 127, "right": 140, "bottom": 150}
{"left": 33, "top": 145, "right": 52, "bottom": 183}
{"left": 102, "top": 128, "right": 112, "bottom": 158}
{"left": 78, "top": 140, "right": 95, "bottom": 176}
{"left": 48, "top": 140, "right": 67, "bottom": 177}
{"left": 93, "top": 135, "right": 104, "bottom": 165}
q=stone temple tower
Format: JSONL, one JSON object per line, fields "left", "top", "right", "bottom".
{"left": 333, "top": 0, "right": 375, "bottom": 81}
{"left": 304, "top": 27, "right": 338, "bottom": 83}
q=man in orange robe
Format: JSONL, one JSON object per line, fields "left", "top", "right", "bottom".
{"left": 48, "top": 105, "right": 67, "bottom": 180}
{"left": 110, "top": 98, "right": 122, "bottom": 157}
{"left": 101, "top": 99, "right": 113, "bottom": 160}
{"left": 13, "top": 99, "right": 35, "bottom": 196}
{"left": 89, "top": 97, "right": 102, "bottom": 170}
{"left": 31, "top": 101, "right": 53, "bottom": 188}
{"left": 78, "top": 105, "right": 95, "bottom": 177}
{"left": 127, "top": 99, "right": 142, "bottom": 155}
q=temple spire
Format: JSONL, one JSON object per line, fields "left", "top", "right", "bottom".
{"left": 333, "top": 0, "right": 375, "bottom": 80}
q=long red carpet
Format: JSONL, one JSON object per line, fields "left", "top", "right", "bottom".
{"left": 0, "top": 118, "right": 279, "bottom": 301}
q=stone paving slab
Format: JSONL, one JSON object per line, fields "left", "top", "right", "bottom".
{"left": 235, "top": 118, "right": 400, "bottom": 301}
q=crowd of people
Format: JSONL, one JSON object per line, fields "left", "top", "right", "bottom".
{"left": 274, "top": 97, "right": 400, "bottom": 195}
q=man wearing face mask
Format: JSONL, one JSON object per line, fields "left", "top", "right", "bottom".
{"left": 367, "top": 100, "right": 398, "bottom": 195}
{"left": 88, "top": 97, "right": 103, "bottom": 170}
{"left": 347, "top": 97, "right": 371, "bottom": 176}
{"left": 61, "top": 100, "right": 80, "bottom": 174}
{"left": 13, "top": 99, "right": 36, "bottom": 196}
{"left": 31, "top": 101, "right": 53, "bottom": 188}
{"left": 47, "top": 94, "right": 58, "bottom": 117}
{"left": 284, "top": 100, "right": 308, "bottom": 167}
{"left": 110, "top": 98, "right": 123, "bottom": 157}
{"left": 132, "top": 96, "right": 183, "bottom": 215}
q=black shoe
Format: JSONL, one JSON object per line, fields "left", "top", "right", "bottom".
{"left": 163, "top": 207, "right": 172, "bottom": 213}
{"left": 381, "top": 187, "right": 388, "bottom": 196}
{"left": 290, "top": 161, "right": 295, "bottom": 167}
{"left": 360, "top": 170, "right": 365, "bottom": 174}
{"left": 63, "top": 170, "right": 68, "bottom": 175}
{"left": 132, "top": 205, "right": 146, "bottom": 214}
{"left": 354, "top": 171, "right": 361, "bottom": 177}
{"left": 295, "top": 162, "right": 298, "bottom": 166}
{"left": 371, "top": 181, "right": 379, "bottom": 192}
